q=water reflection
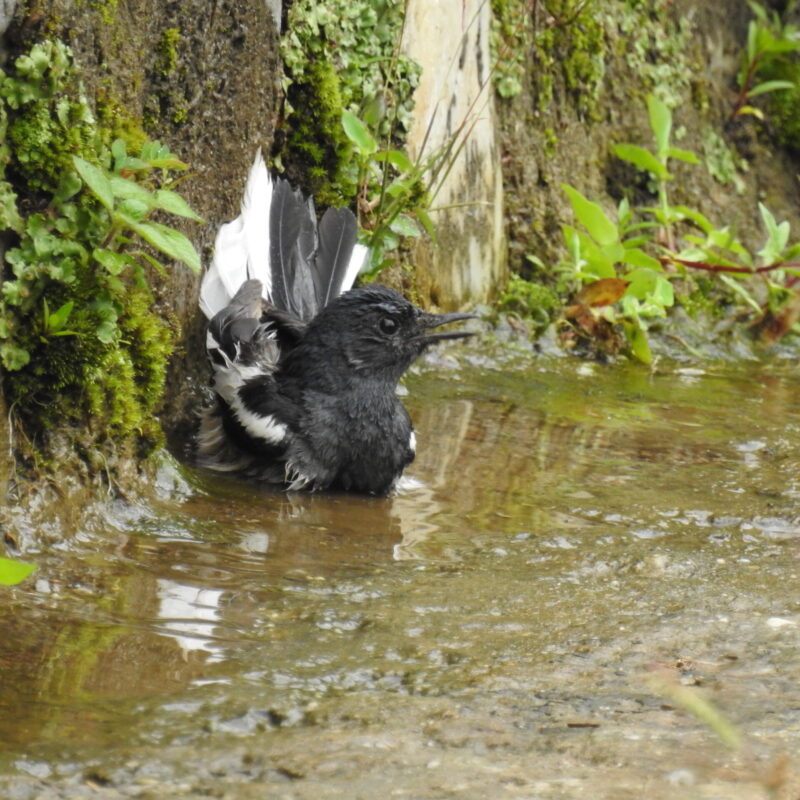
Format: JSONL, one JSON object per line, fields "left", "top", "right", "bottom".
{"left": 2, "top": 358, "right": 800, "bottom": 778}
{"left": 155, "top": 579, "right": 225, "bottom": 662}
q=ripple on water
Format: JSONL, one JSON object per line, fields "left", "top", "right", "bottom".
{"left": 2, "top": 357, "right": 800, "bottom": 797}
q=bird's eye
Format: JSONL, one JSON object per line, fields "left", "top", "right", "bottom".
{"left": 379, "top": 316, "right": 399, "bottom": 336}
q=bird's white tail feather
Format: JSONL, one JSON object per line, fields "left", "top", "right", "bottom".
{"left": 200, "top": 151, "right": 273, "bottom": 319}
{"left": 342, "top": 244, "right": 369, "bottom": 293}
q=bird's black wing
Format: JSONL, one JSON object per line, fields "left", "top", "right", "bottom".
{"left": 314, "top": 206, "right": 359, "bottom": 307}
{"left": 269, "top": 179, "right": 365, "bottom": 322}
{"left": 270, "top": 180, "right": 318, "bottom": 322}
{"left": 199, "top": 279, "right": 305, "bottom": 474}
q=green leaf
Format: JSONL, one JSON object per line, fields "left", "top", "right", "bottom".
{"left": 613, "top": 144, "right": 670, "bottom": 179}
{"left": 73, "top": 156, "right": 114, "bottom": 212}
{"left": 374, "top": 149, "right": 415, "bottom": 172}
{"left": 671, "top": 205, "right": 714, "bottom": 234}
{"left": 388, "top": 213, "right": 421, "bottom": 238}
{"left": 117, "top": 214, "right": 201, "bottom": 272}
{"left": 578, "top": 242, "right": 617, "bottom": 279}
{"left": 652, "top": 275, "right": 675, "bottom": 307}
{"left": 416, "top": 209, "right": 436, "bottom": 239}
{"left": 341, "top": 110, "right": 378, "bottom": 156}
{"left": 0, "top": 343, "right": 30, "bottom": 370}
{"left": 93, "top": 248, "right": 134, "bottom": 276}
{"left": 0, "top": 181, "right": 22, "bottom": 233}
{"left": 617, "top": 197, "right": 631, "bottom": 229}
{"left": 667, "top": 146, "right": 700, "bottom": 164}
{"left": 719, "top": 273, "right": 763, "bottom": 313}
{"left": 47, "top": 300, "right": 74, "bottom": 331}
{"left": 136, "top": 251, "right": 168, "bottom": 276}
{"left": 561, "top": 184, "right": 619, "bottom": 247}
{"left": 109, "top": 175, "right": 153, "bottom": 204}
{"left": 152, "top": 189, "right": 204, "bottom": 222}
{"left": 140, "top": 141, "right": 188, "bottom": 171}
{"left": 52, "top": 171, "right": 82, "bottom": 207}
{"left": 0, "top": 556, "right": 37, "bottom": 586}
{"left": 745, "top": 19, "right": 758, "bottom": 69}
{"left": 622, "top": 247, "right": 663, "bottom": 271}
{"left": 600, "top": 241, "right": 625, "bottom": 263}
{"left": 737, "top": 105, "right": 765, "bottom": 120}
{"left": 625, "top": 268, "right": 659, "bottom": 300}
{"left": 757, "top": 202, "right": 790, "bottom": 264}
{"left": 624, "top": 319, "right": 652, "bottom": 364}
{"left": 117, "top": 198, "right": 150, "bottom": 221}
{"left": 95, "top": 319, "right": 117, "bottom": 344}
{"left": 746, "top": 79, "right": 795, "bottom": 98}
{"left": 646, "top": 94, "right": 672, "bottom": 158}
{"left": 707, "top": 226, "right": 751, "bottom": 260}
{"left": 111, "top": 138, "right": 127, "bottom": 165}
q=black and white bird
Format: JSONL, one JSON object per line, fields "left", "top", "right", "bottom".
{"left": 197, "top": 152, "right": 474, "bottom": 495}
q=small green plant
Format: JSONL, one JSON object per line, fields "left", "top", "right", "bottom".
{"left": 560, "top": 185, "right": 674, "bottom": 363}
{"left": 559, "top": 94, "right": 800, "bottom": 361}
{"left": 730, "top": 0, "right": 800, "bottom": 121}
{"left": 0, "top": 39, "right": 200, "bottom": 449}
{"left": 2, "top": 138, "right": 200, "bottom": 371}
{"left": 341, "top": 95, "right": 484, "bottom": 277}
{"left": 340, "top": 110, "right": 434, "bottom": 275}
{"left": 278, "top": 0, "right": 421, "bottom": 207}
{"left": 613, "top": 94, "right": 699, "bottom": 249}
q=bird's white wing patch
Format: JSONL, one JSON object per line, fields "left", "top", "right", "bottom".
{"left": 341, "top": 243, "right": 369, "bottom": 293}
{"left": 210, "top": 339, "right": 287, "bottom": 447}
{"left": 230, "top": 402, "right": 288, "bottom": 446}
{"left": 200, "top": 151, "right": 273, "bottom": 318}
{"left": 241, "top": 150, "right": 273, "bottom": 298}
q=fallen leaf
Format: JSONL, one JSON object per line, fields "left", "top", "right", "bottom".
{"left": 576, "top": 278, "right": 629, "bottom": 307}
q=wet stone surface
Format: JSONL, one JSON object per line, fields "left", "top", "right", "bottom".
{"left": 1, "top": 348, "right": 800, "bottom": 798}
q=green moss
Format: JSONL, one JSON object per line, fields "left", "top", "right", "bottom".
{"left": 766, "top": 58, "right": 800, "bottom": 151}
{"left": 1, "top": 40, "right": 100, "bottom": 192}
{"left": 89, "top": 0, "right": 120, "bottom": 25}
{"left": 543, "top": 126, "right": 558, "bottom": 157}
{"left": 278, "top": 0, "right": 420, "bottom": 203}
{"left": 156, "top": 28, "right": 181, "bottom": 77}
{"left": 94, "top": 89, "right": 148, "bottom": 155}
{"left": 490, "top": 0, "right": 528, "bottom": 99}
{"left": 613, "top": 1, "right": 694, "bottom": 109}
{"left": 702, "top": 127, "right": 746, "bottom": 194}
{"left": 504, "top": 0, "right": 695, "bottom": 118}
{"left": 497, "top": 273, "right": 561, "bottom": 332}
{"left": 0, "top": 40, "right": 188, "bottom": 463}
{"left": 284, "top": 59, "right": 352, "bottom": 205}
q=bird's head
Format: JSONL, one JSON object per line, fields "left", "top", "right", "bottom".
{"left": 302, "top": 285, "right": 475, "bottom": 382}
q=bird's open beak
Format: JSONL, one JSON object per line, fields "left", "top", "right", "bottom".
{"left": 414, "top": 311, "right": 477, "bottom": 345}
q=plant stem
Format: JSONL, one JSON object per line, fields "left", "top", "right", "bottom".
{"left": 660, "top": 255, "right": 800, "bottom": 274}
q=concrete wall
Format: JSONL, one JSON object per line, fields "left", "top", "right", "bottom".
{"left": 402, "top": 0, "right": 507, "bottom": 309}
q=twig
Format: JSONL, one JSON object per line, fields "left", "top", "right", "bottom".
{"left": 660, "top": 255, "right": 800, "bottom": 275}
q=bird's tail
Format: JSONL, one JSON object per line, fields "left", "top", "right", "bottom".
{"left": 199, "top": 151, "right": 369, "bottom": 321}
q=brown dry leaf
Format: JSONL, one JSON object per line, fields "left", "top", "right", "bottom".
{"left": 756, "top": 293, "right": 800, "bottom": 345}
{"left": 576, "top": 278, "right": 628, "bottom": 308}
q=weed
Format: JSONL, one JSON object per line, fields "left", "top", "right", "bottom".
{"left": 0, "top": 40, "right": 200, "bottom": 450}
{"left": 559, "top": 95, "right": 800, "bottom": 361}
{"left": 730, "top": 0, "right": 800, "bottom": 122}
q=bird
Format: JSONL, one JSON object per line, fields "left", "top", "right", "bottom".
{"left": 197, "top": 151, "right": 475, "bottom": 495}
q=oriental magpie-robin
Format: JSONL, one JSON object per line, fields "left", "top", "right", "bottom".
{"left": 197, "top": 152, "right": 474, "bottom": 495}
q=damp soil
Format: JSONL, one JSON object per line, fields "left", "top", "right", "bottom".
{"left": 1, "top": 345, "right": 800, "bottom": 799}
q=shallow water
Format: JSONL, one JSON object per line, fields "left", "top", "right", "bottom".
{"left": 2, "top": 348, "right": 800, "bottom": 798}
